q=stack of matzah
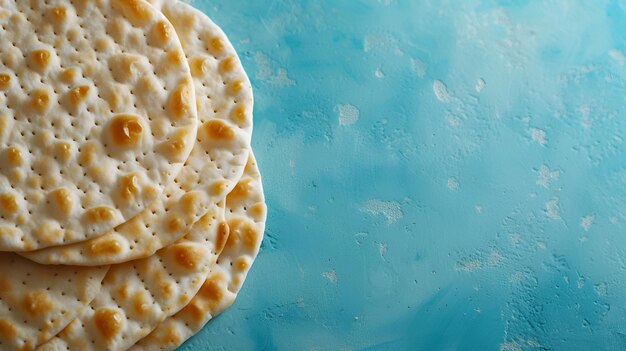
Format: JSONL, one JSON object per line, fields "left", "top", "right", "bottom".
{"left": 0, "top": 1, "right": 266, "bottom": 350}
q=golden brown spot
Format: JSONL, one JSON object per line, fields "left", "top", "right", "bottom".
{"left": 22, "top": 290, "right": 54, "bottom": 316}
{"left": 219, "top": 57, "right": 236, "bottom": 73}
{"left": 137, "top": 76, "right": 156, "bottom": 94}
{"left": 6, "top": 146, "right": 22, "bottom": 166}
{"left": 112, "top": 0, "right": 153, "bottom": 26}
{"left": 172, "top": 244, "right": 203, "bottom": 270}
{"left": 118, "top": 284, "right": 130, "bottom": 299}
{"left": 34, "top": 221, "right": 63, "bottom": 245}
{"left": 56, "top": 141, "right": 72, "bottom": 162}
{"left": 236, "top": 257, "right": 249, "bottom": 271}
{"left": 160, "top": 127, "right": 192, "bottom": 162}
{"left": 68, "top": 85, "right": 90, "bottom": 105}
{"left": 167, "top": 216, "right": 183, "bottom": 233}
{"left": 163, "top": 326, "right": 182, "bottom": 344}
{"left": 109, "top": 54, "right": 142, "bottom": 82}
{"left": 119, "top": 173, "right": 140, "bottom": 202}
{"left": 249, "top": 202, "right": 267, "bottom": 218}
{"left": 0, "top": 319, "right": 16, "bottom": 339}
{"left": 215, "top": 221, "right": 230, "bottom": 253}
{"left": 18, "top": 341, "right": 35, "bottom": 351}
{"left": 88, "top": 237, "right": 123, "bottom": 256}
{"left": 84, "top": 206, "right": 116, "bottom": 223}
{"left": 94, "top": 308, "right": 124, "bottom": 340}
{"left": 30, "top": 50, "right": 51, "bottom": 71}
{"left": 0, "top": 73, "right": 11, "bottom": 89}
{"left": 79, "top": 142, "right": 99, "bottom": 165}
{"left": 232, "top": 104, "right": 248, "bottom": 123}
{"left": 60, "top": 68, "right": 78, "bottom": 84}
{"left": 182, "top": 300, "right": 205, "bottom": 321}
{"left": 95, "top": 38, "right": 112, "bottom": 53}
{"left": 50, "top": 6, "right": 67, "bottom": 21}
{"left": 166, "top": 50, "right": 184, "bottom": 65}
{"left": 229, "top": 80, "right": 244, "bottom": 95}
{"left": 0, "top": 193, "right": 18, "bottom": 213}
{"left": 189, "top": 57, "right": 208, "bottom": 77}
{"left": 199, "top": 276, "right": 225, "bottom": 305}
{"left": 208, "top": 37, "right": 224, "bottom": 55}
{"left": 154, "top": 20, "right": 170, "bottom": 43}
{"left": 168, "top": 80, "right": 193, "bottom": 119}
{"left": 132, "top": 291, "right": 150, "bottom": 315}
{"left": 159, "top": 281, "right": 174, "bottom": 298}
{"left": 226, "top": 218, "right": 260, "bottom": 250}
{"left": 180, "top": 192, "right": 201, "bottom": 215}
{"left": 229, "top": 178, "right": 253, "bottom": 199}
{"left": 210, "top": 180, "right": 230, "bottom": 196}
{"left": 30, "top": 89, "right": 51, "bottom": 112}
{"left": 0, "top": 276, "right": 11, "bottom": 292}
{"left": 50, "top": 188, "right": 73, "bottom": 216}
{"left": 9, "top": 169, "right": 22, "bottom": 184}
{"left": 109, "top": 114, "right": 143, "bottom": 147}
{"left": 0, "top": 116, "right": 7, "bottom": 137}
{"left": 204, "top": 120, "right": 235, "bottom": 141}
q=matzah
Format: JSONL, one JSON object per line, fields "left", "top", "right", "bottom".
{"left": 0, "top": 0, "right": 198, "bottom": 251}
{"left": 21, "top": 0, "right": 254, "bottom": 265}
{"left": 36, "top": 204, "right": 229, "bottom": 350}
{"left": 131, "top": 152, "right": 266, "bottom": 350}
{"left": 0, "top": 253, "right": 108, "bottom": 350}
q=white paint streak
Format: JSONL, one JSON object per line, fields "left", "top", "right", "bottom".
{"left": 475, "top": 78, "right": 486, "bottom": 93}
{"left": 322, "top": 270, "right": 337, "bottom": 284}
{"left": 545, "top": 198, "right": 561, "bottom": 220}
{"left": 581, "top": 215, "right": 595, "bottom": 231}
{"left": 361, "top": 199, "right": 403, "bottom": 224}
{"left": 530, "top": 128, "right": 548, "bottom": 146}
{"left": 536, "top": 164, "right": 560, "bottom": 188}
{"left": 375, "top": 68, "right": 385, "bottom": 78}
{"left": 433, "top": 80, "right": 451, "bottom": 102}
{"left": 609, "top": 49, "right": 626, "bottom": 65}
{"left": 378, "top": 243, "right": 387, "bottom": 261}
{"left": 410, "top": 58, "right": 426, "bottom": 77}
{"left": 595, "top": 282, "right": 608, "bottom": 296}
{"left": 580, "top": 105, "right": 592, "bottom": 129}
{"left": 336, "top": 104, "right": 360, "bottom": 126}
{"left": 447, "top": 177, "right": 460, "bottom": 190}
{"left": 254, "top": 52, "right": 295, "bottom": 86}
{"left": 455, "top": 259, "right": 482, "bottom": 272}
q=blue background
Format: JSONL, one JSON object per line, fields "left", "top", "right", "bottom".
{"left": 180, "top": 1, "right": 626, "bottom": 350}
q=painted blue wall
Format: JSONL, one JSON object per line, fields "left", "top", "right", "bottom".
{"left": 181, "top": 1, "right": 626, "bottom": 350}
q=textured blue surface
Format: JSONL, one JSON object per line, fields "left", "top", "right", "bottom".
{"left": 180, "top": 1, "right": 626, "bottom": 350}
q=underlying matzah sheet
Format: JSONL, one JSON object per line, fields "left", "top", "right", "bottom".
{"left": 131, "top": 152, "right": 266, "bottom": 351}
{"left": 36, "top": 204, "right": 229, "bottom": 351}
{"left": 0, "top": 253, "right": 108, "bottom": 351}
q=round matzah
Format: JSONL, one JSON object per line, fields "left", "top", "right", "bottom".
{"left": 0, "top": 0, "right": 198, "bottom": 251}
{"left": 21, "top": 0, "right": 254, "bottom": 265}
{"left": 131, "top": 152, "right": 266, "bottom": 351}
{"left": 0, "top": 253, "right": 108, "bottom": 351}
{"left": 36, "top": 203, "right": 230, "bottom": 350}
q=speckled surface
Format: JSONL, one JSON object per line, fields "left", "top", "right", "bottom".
{"left": 180, "top": 1, "right": 626, "bottom": 350}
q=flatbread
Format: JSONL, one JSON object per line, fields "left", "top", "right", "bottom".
{"left": 0, "top": 253, "right": 108, "bottom": 351}
{"left": 21, "top": 0, "right": 254, "bottom": 265}
{"left": 36, "top": 203, "right": 229, "bottom": 351}
{"left": 131, "top": 152, "right": 266, "bottom": 350}
{"left": 0, "top": 0, "right": 198, "bottom": 251}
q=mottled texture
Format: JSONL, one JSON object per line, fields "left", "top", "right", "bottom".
{"left": 0, "top": 254, "right": 108, "bottom": 350}
{"left": 22, "top": 0, "right": 254, "bottom": 265}
{"left": 131, "top": 152, "right": 266, "bottom": 351}
{"left": 36, "top": 204, "right": 226, "bottom": 351}
{"left": 179, "top": 1, "right": 626, "bottom": 350}
{"left": 0, "top": 0, "right": 198, "bottom": 251}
